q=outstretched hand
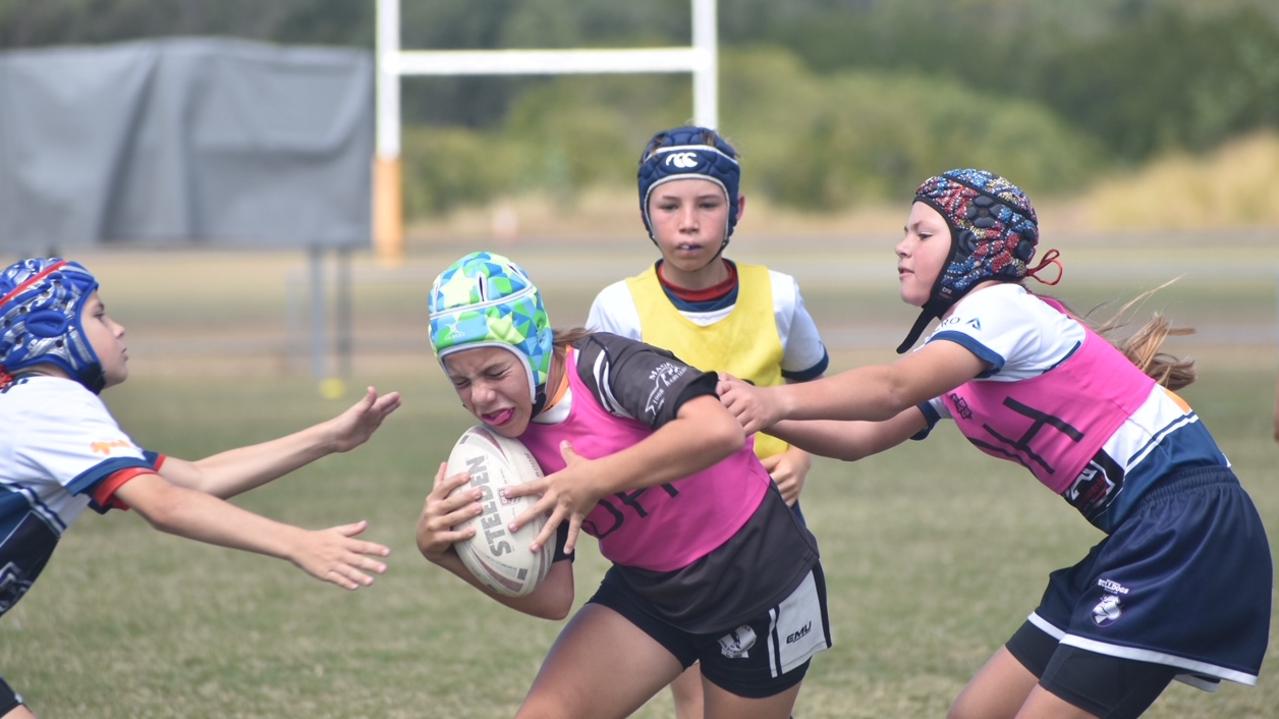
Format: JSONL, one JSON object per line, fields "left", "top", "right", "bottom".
{"left": 716, "top": 374, "right": 782, "bottom": 434}
{"left": 504, "top": 441, "right": 597, "bottom": 557}
{"left": 291, "top": 519, "right": 390, "bottom": 590}
{"left": 327, "top": 386, "right": 402, "bottom": 453}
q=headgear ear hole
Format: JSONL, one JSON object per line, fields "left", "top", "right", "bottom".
{"left": 20, "top": 309, "right": 71, "bottom": 338}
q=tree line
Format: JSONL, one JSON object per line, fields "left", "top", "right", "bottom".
{"left": 3, "top": 0, "right": 1276, "bottom": 213}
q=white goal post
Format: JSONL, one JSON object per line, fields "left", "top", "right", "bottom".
{"left": 373, "top": 0, "right": 720, "bottom": 262}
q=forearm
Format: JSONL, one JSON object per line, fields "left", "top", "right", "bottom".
{"left": 589, "top": 399, "right": 743, "bottom": 496}
{"left": 161, "top": 422, "right": 337, "bottom": 498}
{"left": 773, "top": 366, "right": 913, "bottom": 423}
{"left": 771, "top": 408, "right": 926, "bottom": 461}
{"left": 129, "top": 478, "right": 306, "bottom": 560}
{"left": 429, "top": 550, "right": 572, "bottom": 619}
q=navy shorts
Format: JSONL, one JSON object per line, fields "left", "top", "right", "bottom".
{"left": 1020, "top": 466, "right": 1271, "bottom": 688}
{"left": 588, "top": 564, "right": 833, "bottom": 698}
{"left": 0, "top": 676, "right": 23, "bottom": 715}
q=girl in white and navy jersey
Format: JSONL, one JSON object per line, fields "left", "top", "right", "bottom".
{"left": 417, "top": 251, "right": 830, "bottom": 719}
{"left": 717, "top": 169, "right": 1271, "bottom": 719}
{"left": 0, "top": 258, "right": 398, "bottom": 718}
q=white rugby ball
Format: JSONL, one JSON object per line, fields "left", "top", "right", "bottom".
{"left": 446, "top": 425, "right": 553, "bottom": 597}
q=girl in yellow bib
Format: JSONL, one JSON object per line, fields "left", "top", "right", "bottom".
{"left": 586, "top": 126, "right": 829, "bottom": 719}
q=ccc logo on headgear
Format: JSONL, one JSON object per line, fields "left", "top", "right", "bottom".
{"left": 665, "top": 152, "right": 699, "bottom": 169}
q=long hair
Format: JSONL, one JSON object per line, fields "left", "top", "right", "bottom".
{"left": 1093, "top": 282, "right": 1197, "bottom": 391}
{"left": 1066, "top": 279, "right": 1196, "bottom": 391}
{"left": 553, "top": 327, "right": 594, "bottom": 349}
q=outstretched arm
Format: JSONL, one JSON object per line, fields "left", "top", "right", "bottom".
{"left": 159, "top": 386, "right": 401, "bottom": 498}
{"left": 114, "top": 473, "right": 389, "bottom": 590}
{"left": 718, "top": 340, "right": 984, "bottom": 432}
{"left": 416, "top": 463, "right": 575, "bottom": 620}
{"left": 768, "top": 407, "right": 929, "bottom": 462}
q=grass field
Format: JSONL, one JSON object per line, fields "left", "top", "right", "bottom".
{"left": 2, "top": 235, "right": 1277, "bottom": 717}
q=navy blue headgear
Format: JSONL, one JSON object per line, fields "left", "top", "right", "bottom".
{"left": 637, "top": 126, "right": 741, "bottom": 251}
{"left": 0, "top": 258, "right": 105, "bottom": 392}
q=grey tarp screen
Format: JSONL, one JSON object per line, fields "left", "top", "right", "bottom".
{"left": 0, "top": 37, "right": 372, "bottom": 253}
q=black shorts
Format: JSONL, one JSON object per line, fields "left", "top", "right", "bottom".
{"left": 0, "top": 676, "right": 24, "bottom": 715}
{"left": 588, "top": 564, "right": 832, "bottom": 698}
{"left": 1007, "top": 621, "right": 1175, "bottom": 719}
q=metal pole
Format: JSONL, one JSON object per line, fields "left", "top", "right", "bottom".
{"left": 308, "top": 245, "right": 329, "bottom": 380}
{"left": 336, "top": 245, "right": 352, "bottom": 379}
{"left": 373, "top": 0, "right": 405, "bottom": 264}
{"left": 692, "top": 0, "right": 718, "bottom": 128}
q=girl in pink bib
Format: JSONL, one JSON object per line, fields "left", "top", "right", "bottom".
{"left": 417, "top": 251, "right": 830, "bottom": 719}
{"left": 718, "top": 169, "right": 1271, "bottom": 719}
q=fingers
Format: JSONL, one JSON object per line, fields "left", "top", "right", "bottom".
{"left": 332, "top": 519, "right": 370, "bottom": 537}
{"left": 563, "top": 514, "right": 583, "bottom": 556}
{"left": 509, "top": 491, "right": 554, "bottom": 533}
{"left": 371, "top": 389, "right": 402, "bottom": 416}
{"left": 527, "top": 504, "right": 565, "bottom": 554}
{"left": 309, "top": 528, "right": 393, "bottom": 590}
{"left": 501, "top": 477, "right": 547, "bottom": 501}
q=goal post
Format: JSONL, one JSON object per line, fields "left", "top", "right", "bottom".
{"left": 373, "top": 0, "right": 719, "bottom": 264}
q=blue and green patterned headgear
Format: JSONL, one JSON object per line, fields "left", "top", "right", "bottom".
{"left": 0, "top": 258, "right": 105, "bottom": 393}
{"left": 428, "top": 252, "right": 553, "bottom": 407}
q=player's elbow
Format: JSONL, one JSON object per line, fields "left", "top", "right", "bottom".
{"left": 708, "top": 414, "right": 746, "bottom": 457}
{"left": 522, "top": 566, "right": 574, "bottom": 620}
{"left": 128, "top": 482, "right": 189, "bottom": 533}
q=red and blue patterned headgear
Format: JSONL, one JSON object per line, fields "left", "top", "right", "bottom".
{"left": 0, "top": 258, "right": 105, "bottom": 392}
{"left": 428, "top": 251, "right": 554, "bottom": 411}
{"left": 637, "top": 126, "right": 741, "bottom": 252}
{"left": 897, "top": 169, "right": 1044, "bottom": 353}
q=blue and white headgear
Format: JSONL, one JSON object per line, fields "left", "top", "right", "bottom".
{"left": 428, "top": 251, "right": 554, "bottom": 413}
{"left": 637, "top": 126, "right": 742, "bottom": 253}
{"left": 897, "top": 168, "right": 1058, "bottom": 353}
{"left": 0, "top": 258, "right": 105, "bottom": 392}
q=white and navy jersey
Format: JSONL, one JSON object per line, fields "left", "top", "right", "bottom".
{"left": 0, "top": 376, "right": 157, "bottom": 616}
{"left": 914, "top": 284, "right": 1229, "bottom": 532}
{"left": 586, "top": 262, "right": 828, "bottom": 381}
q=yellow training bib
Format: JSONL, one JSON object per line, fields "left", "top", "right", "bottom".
{"left": 627, "top": 263, "right": 788, "bottom": 459}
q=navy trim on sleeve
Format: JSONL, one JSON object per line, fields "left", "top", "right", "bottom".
{"left": 928, "top": 330, "right": 1005, "bottom": 377}
{"left": 781, "top": 349, "right": 829, "bottom": 382}
{"left": 65, "top": 456, "right": 154, "bottom": 497}
{"left": 910, "top": 402, "right": 941, "bottom": 441}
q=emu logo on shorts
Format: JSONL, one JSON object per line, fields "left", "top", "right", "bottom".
{"left": 666, "top": 152, "right": 699, "bottom": 169}
{"left": 1092, "top": 593, "right": 1123, "bottom": 626}
{"left": 718, "top": 625, "right": 757, "bottom": 659}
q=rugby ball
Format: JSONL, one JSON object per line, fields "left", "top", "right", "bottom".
{"left": 446, "top": 425, "right": 553, "bottom": 597}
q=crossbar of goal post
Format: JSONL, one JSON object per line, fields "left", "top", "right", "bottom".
{"left": 373, "top": 0, "right": 719, "bottom": 264}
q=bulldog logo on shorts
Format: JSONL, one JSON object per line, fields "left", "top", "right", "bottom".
{"left": 718, "top": 625, "right": 757, "bottom": 659}
{"left": 0, "top": 561, "right": 35, "bottom": 614}
{"left": 1092, "top": 593, "right": 1123, "bottom": 626}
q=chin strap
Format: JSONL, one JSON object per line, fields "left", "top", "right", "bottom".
{"left": 896, "top": 300, "right": 946, "bottom": 355}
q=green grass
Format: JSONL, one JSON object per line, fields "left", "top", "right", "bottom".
{"left": 2, "top": 240, "right": 1277, "bottom": 717}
